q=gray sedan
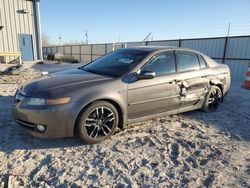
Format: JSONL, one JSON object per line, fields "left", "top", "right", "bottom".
{"left": 12, "top": 47, "right": 231, "bottom": 144}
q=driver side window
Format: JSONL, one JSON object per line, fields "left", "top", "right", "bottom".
{"left": 141, "top": 51, "right": 176, "bottom": 76}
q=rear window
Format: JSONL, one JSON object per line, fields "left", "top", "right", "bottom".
{"left": 176, "top": 52, "right": 200, "bottom": 72}
{"left": 198, "top": 55, "right": 207, "bottom": 68}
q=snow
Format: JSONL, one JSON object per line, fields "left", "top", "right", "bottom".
{"left": 0, "top": 62, "right": 249, "bottom": 187}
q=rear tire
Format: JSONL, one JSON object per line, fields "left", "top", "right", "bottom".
{"left": 202, "top": 85, "right": 223, "bottom": 112}
{"left": 77, "top": 101, "right": 119, "bottom": 144}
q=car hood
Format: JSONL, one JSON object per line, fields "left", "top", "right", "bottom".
{"left": 22, "top": 68, "right": 112, "bottom": 95}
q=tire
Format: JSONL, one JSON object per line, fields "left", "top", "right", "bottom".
{"left": 50, "top": 54, "right": 55, "bottom": 61}
{"left": 202, "top": 85, "right": 223, "bottom": 112}
{"left": 47, "top": 54, "right": 51, "bottom": 61}
{"left": 77, "top": 101, "right": 119, "bottom": 144}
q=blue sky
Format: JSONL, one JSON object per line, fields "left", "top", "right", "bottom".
{"left": 40, "top": 0, "right": 250, "bottom": 44}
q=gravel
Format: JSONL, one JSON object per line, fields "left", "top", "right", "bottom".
{"left": 0, "top": 62, "right": 249, "bottom": 187}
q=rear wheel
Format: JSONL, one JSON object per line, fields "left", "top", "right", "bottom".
{"left": 77, "top": 101, "right": 119, "bottom": 144}
{"left": 202, "top": 85, "right": 223, "bottom": 112}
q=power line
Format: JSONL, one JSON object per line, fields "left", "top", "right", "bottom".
{"left": 49, "top": 21, "right": 250, "bottom": 44}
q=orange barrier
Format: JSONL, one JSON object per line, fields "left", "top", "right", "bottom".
{"left": 244, "top": 62, "right": 250, "bottom": 89}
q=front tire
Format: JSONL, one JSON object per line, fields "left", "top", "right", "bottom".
{"left": 202, "top": 85, "right": 223, "bottom": 112}
{"left": 77, "top": 101, "right": 119, "bottom": 144}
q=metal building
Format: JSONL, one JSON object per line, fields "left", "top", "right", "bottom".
{"left": 0, "top": 0, "right": 42, "bottom": 63}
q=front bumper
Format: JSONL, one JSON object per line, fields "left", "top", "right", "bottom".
{"left": 12, "top": 103, "right": 76, "bottom": 138}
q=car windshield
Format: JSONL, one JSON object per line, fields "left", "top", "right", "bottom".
{"left": 81, "top": 49, "right": 149, "bottom": 77}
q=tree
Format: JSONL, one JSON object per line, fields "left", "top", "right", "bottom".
{"left": 42, "top": 33, "right": 50, "bottom": 47}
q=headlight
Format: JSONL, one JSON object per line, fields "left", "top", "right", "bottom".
{"left": 26, "top": 98, "right": 46, "bottom": 105}
{"left": 46, "top": 97, "right": 71, "bottom": 105}
{"left": 26, "top": 97, "right": 71, "bottom": 106}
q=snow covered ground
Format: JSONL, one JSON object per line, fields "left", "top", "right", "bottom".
{"left": 0, "top": 62, "right": 250, "bottom": 187}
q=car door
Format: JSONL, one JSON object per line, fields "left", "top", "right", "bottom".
{"left": 127, "top": 51, "right": 181, "bottom": 119}
{"left": 175, "top": 51, "right": 210, "bottom": 109}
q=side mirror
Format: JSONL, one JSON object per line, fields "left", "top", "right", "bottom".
{"left": 137, "top": 70, "right": 156, "bottom": 80}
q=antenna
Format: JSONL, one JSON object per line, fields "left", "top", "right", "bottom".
{"left": 142, "top": 32, "right": 152, "bottom": 46}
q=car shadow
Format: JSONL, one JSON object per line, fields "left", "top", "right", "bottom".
{"left": 1, "top": 82, "right": 249, "bottom": 153}
{"left": 0, "top": 95, "right": 85, "bottom": 153}
{"left": 182, "top": 97, "right": 250, "bottom": 142}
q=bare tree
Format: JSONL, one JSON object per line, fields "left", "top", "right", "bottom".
{"left": 63, "top": 40, "right": 86, "bottom": 45}
{"left": 42, "top": 33, "right": 50, "bottom": 47}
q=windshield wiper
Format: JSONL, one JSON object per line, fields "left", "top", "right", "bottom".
{"left": 78, "top": 67, "right": 98, "bottom": 74}
{"left": 84, "top": 69, "right": 104, "bottom": 76}
{"left": 78, "top": 66, "right": 85, "bottom": 70}
{"left": 79, "top": 68, "right": 116, "bottom": 77}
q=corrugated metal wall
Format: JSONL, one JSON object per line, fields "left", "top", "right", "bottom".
{"left": 0, "top": 0, "right": 38, "bottom": 62}
{"left": 180, "top": 38, "right": 225, "bottom": 58}
{"left": 43, "top": 36, "right": 250, "bottom": 82}
{"left": 225, "top": 37, "right": 250, "bottom": 82}
{"left": 226, "top": 37, "right": 250, "bottom": 59}
{"left": 148, "top": 40, "right": 179, "bottom": 47}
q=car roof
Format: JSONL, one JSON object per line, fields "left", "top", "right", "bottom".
{"left": 120, "top": 46, "right": 201, "bottom": 54}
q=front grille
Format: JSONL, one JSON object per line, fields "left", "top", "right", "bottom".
{"left": 16, "top": 119, "right": 36, "bottom": 131}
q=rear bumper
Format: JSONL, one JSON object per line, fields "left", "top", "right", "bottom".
{"left": 12, "top": 103, "right": 75, "bottom": 138}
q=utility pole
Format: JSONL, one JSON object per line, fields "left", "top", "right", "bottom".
{"left": 227, "top": 22, "right": 231, "bottom": 37}
{"left": 223, "top": 22, "right": 231, "bottom": 64}
{"left": 59, "top": 35, "right": 62, "bottom": 45}
{"left": 85, "top": 30, "right": 88, "bottom": 44}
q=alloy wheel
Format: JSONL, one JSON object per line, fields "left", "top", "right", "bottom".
{"left": 207, "top": 88, "right": 222, "bottom": 112}
{"left": 84, "top": 107, "right": 115, "bottom": 140}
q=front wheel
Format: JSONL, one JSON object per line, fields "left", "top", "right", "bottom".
{"left": 202, "top": 85, "right": 223, "bottom": 112}
{"left": 77, "top": 101, "right": 119, "bottom": 144}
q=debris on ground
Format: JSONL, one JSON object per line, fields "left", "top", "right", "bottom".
{"left": 0, "top": 64, "right": 22, "bottom": 75}
{"left": 46, "top": 53, "right": 80, "bottom": 64}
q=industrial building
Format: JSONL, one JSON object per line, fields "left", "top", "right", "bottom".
{"left": 0, "top": 0, "right": 42, "bottom": 63}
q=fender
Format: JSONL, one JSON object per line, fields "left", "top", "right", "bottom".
{"left": 209, "top": 79, "right": 224, "bottom": 101}
{"left": 70, "top": 92, "right": 127, "bottom": 135}
{"left": 210, "top": 79, "right": 223, "bottom": 86}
